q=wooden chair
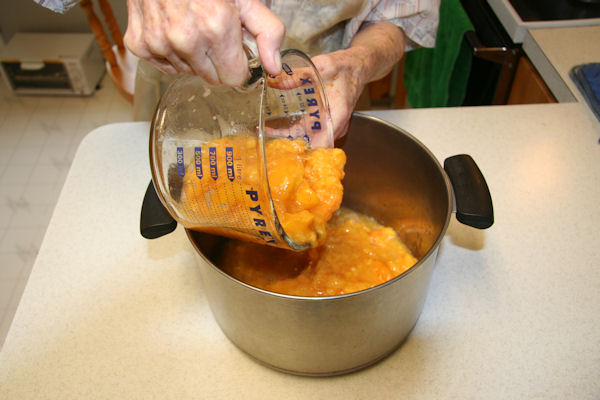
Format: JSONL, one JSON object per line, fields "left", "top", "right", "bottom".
{"left": 79, "top": 0, "right": 137, "bottom": 102}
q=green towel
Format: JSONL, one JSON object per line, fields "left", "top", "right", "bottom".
{"left": 404, "top": 0, "right": 474, "bottom": 108}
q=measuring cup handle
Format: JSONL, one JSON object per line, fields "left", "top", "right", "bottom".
{"left": 140, "top": 180, "right": 178, "bottom": 239}
{"left": 240, "top": 29, "right": 265, "bottom": 88}
{"left": 242, "top": 29, "right": 259, "bottom": 62}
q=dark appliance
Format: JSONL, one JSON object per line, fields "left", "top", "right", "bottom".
{"left": 459, "top": 0, "right": 600, "bottom": 105}
{"left": 508, "top": 0, "right": 600, "bottom": 21}
{"left": 460, "top": 0, "right": 522, "bottom": 105}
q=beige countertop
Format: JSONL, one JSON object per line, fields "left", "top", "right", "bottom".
{"left": 488, "top": 0, "right": 600, "bottom": 43}
{"left": 523, "top": 25, "right": 600, "bottom": 105}
{"left": 1, "top": 101, "right": 599, "bottom": 398}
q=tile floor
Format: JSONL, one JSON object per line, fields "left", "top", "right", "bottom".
{"left": 0, "top": 74, "right": 134, "bottom": 349}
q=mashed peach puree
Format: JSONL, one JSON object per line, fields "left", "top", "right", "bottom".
{"left": 220, "top": 208, "right": 418, "bottom": 296}
{"left": 181, "top": 135, "right": 345, "bottom": 247}
{"left": 265, "top": 138, "right": 345, "bottom": 246}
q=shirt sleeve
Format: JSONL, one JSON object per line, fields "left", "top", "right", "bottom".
{"left": 33, "top": 0, "right": 81, "bottom": 14}
{"left": 342, "top": 0, "right": 441, "bottom": 51}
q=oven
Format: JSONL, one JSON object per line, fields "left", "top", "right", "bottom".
{"left": 460, "top": 0, "right": 520, "bottom": 105}
{"left": 0, "top": 33, "right": 105, "bottom": 96}
{"left": 459, "top": 0, "right": 600, "bottom": 106}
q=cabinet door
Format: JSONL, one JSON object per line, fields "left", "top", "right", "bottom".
{"left": 508, "top": 56, "right": 557, "bottom": 104}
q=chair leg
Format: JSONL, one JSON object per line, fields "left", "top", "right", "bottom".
{"left": 79, "top": 0, "right": 118, "bottom": 69}
{"left": 97, "top": 0, "right": 125, "bottom": 54}
{"left": 80, "top": 0, "right": 134, "bottom": 103}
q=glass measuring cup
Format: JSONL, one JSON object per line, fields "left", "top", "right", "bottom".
{"left": 149, "top": 48, "right": 333, "bottom": 250}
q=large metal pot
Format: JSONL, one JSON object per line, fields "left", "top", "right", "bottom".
{"left": 182, "top": 113, "right": 493, "bottom": 376}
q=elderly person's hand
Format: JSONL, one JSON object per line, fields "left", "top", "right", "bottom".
{"left": 312, "top": 22, "right": 406, "bottom": 139}
{"left": 124, "top": 0, "right": 285, "bottom": 86}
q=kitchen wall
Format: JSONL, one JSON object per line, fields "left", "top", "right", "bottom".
{"left": 0, "top": 0, "right": 128, "bottom": 44}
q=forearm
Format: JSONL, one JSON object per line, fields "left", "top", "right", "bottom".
{"left": 310, "top": 22, "right": 406, "bottom": 138}
{"left": 347, "top": 22, "right": 406, "bottom": 84}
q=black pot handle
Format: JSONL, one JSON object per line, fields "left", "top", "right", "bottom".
{"left": 140, "top": 180, "right": 178, "bottom": 239}
{"left": 444, "top": 155, "right": 494, "bottom": 229}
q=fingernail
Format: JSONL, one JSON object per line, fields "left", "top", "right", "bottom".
{"left": 273, "top": 50, "right": 282, "bottom": 73}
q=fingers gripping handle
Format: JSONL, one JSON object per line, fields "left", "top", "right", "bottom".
{"left": 444, "top": 155, "right": 494, "bottom": 229}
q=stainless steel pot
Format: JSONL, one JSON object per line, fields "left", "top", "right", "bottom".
{"left": 182, "top": 113, "right": 493, "bottom": 376}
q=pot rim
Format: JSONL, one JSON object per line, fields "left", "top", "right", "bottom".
{"left": 185, "top": 113, "right": 454, "bottom": 301}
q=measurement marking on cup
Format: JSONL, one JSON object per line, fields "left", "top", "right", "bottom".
{"left": 226, "top": 147, "right": 235, "bottom": 181}
{"left": 194, "top": 147, "right": 203, "bottom": 179}
{"left": 245, "top": 189, "right": 275, "bottom": 244}
{"left": 279, "top": 93, "right": 289, "bottom": 114}
{"left": 176, "top": 147, "right": 185, "bottom": 177}
{"left": 209, "top": 147, "right": 218, "bottom": 181}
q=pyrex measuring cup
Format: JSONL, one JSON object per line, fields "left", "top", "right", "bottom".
{"left": 149, "top": 48, "right": 333, "bottom": 250}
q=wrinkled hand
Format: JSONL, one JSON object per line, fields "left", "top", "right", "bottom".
{"left": 312, "top": 23, "right": 405, "bottom": 139}
{"left": 124, "top": 0, "right": 285, "bottom": 86}
{"left": 312, "top": 50, "right": 367, "bottom": 139}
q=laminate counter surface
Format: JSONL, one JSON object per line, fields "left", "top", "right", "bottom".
{"left": 1, "top": 102, "right": 598, "bottom": 399}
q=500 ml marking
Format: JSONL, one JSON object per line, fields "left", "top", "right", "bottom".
{"left": 194, "top": 147, "right": 203, "bottom": 179}
{"left": 245, "top": 189, "right": 275, "bottom": 244}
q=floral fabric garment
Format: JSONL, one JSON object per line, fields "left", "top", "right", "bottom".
{"left": 33, "top": 0, "right": 81, "bottom": 14}
{"left": 268, "top": 0, "right": 440, "bottom": 55}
